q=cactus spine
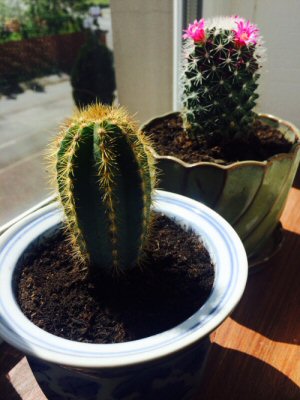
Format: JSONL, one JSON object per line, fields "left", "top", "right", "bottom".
{"left": 182, "top": 16, "right": 264, "bottom": 141}
{"left": 50, "top": 104, "right": 156, "bottom": 274}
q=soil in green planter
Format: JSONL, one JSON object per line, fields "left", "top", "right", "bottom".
{"left": 17, "top": 214, "right": 214, "bottom": 344}
{"left": 146, "top": 114, "right": 293, "bottom": 165}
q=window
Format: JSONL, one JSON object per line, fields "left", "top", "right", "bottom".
{"left": 0, "top": 1, "right": 116, "bottom": 226}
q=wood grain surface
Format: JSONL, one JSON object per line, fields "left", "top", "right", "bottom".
{"left": 1, "top": 172, "right": 300, "bottom": 400}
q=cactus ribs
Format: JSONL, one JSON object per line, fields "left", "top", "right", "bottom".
{"left": 48, "top": 104, "right": 156, "bottom": 274}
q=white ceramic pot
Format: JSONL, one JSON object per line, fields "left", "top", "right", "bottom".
{"left": 0, "top": 190, "right": 248, "bottom": 400}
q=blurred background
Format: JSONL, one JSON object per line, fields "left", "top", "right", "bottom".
{"left": 0, "top": 0, "right": 299, "bottom": 226}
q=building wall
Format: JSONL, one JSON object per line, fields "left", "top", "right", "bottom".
{"left": 110, "top": 0, "right": 173, "bottom": 124}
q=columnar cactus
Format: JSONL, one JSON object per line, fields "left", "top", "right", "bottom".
{"left": 182, "top": 16, "right": 264, "bottom": 140}
{"left": 49, "top": 104, "right": 156, "bottom": 274}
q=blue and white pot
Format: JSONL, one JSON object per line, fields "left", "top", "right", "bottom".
{"left": 0, "top": 190, "right": 248, "bottom": 400}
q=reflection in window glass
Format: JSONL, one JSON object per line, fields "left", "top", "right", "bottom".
{"left": 0, "top": 0, "right": 115, "bottom": 226}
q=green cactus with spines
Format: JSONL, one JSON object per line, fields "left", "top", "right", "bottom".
{"left": 182, "top": 16, "right": 264, "bottom": 141}
{"left": 49, "top": 104, "right": 156, "bottom": 274}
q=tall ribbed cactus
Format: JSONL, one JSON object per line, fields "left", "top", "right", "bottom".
{"left": 49, "top": 104, "right": 156, "bottom": 274}
{"left": 182, "top": 16, "right": 264, "bottom": 140}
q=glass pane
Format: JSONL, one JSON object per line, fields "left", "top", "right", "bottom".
{"left": 0, "top": 0, "right": 116, "bottom": 226}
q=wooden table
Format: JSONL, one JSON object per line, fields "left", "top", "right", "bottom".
{"left": 1, "top": 173, "right": 300, "bottom": 400}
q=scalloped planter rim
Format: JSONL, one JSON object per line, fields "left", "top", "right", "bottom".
{"left": 141, "top": 113, "right": 300, "bottom": 267}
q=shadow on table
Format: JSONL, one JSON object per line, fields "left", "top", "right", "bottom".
{"left": 231, "top": 228, "right": 300, "bottom": 345}
{"left": 201, "top": 344, "right": 300, "bottom": 400}
{"left": 0, "top": 344, "right": 23, "bottom": 400}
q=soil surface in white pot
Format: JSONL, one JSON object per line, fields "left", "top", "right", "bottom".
{"left": 17, "top": 214, "right": 214, "bottom": 344}
{"left": 146, "top": 114, "right": 293, "bottom": 165}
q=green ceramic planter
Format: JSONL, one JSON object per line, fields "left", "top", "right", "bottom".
{"left": 141, "top": 112, "right": 300, "bottom": 268}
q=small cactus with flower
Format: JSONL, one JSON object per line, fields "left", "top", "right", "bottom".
{"left": 49, "top": 104, "right": 156, "bottom": 275}
{"left": 182, "top": 16, "right": 264, "bottom": 141}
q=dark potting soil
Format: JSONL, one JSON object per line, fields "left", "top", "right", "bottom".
{"left": 17, "top": 215, "right": 214, "bottom": 344}
{"left": 145, "top": 114, "right": 293, "bottom": 165}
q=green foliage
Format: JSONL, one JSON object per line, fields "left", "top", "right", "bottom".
{"left": 23, "top": 0, "right": 84, "bottom": 38}
{"left": 49, "top": 104, "right": 156, "bottom": 274}
{"left": 182, "top": 17, "right": 264, "bottom": 141}
{"left": 0, "top": 0, "right": 111, "bottom": 43}
{"left": 83, "top": 0, "right": 110, "bottom": 7}
{"left": 0, "top": 0, "right": 85, "bottom": 43}
{"left": 71, "top": 34, "right": 116, "bottom": 108}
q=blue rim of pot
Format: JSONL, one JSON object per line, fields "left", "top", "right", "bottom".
{"left": 0, "top": 190, "right": 248, "bottom": 368}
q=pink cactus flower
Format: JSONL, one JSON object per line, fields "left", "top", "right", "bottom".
{"left": 233, "top": 15, "right": 244, "bottom": 24}
{"left": 233, "top": 17, "right": 259, "bottom": 46}
{"left": 183, "top": 19, "right": 206, "bottom": 43}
